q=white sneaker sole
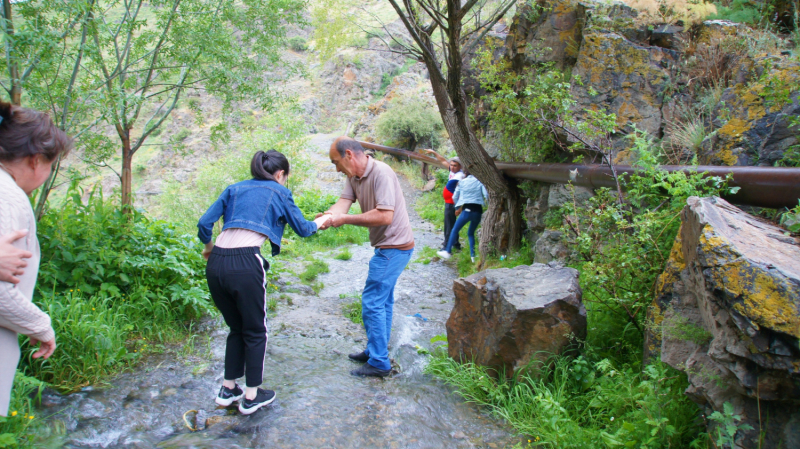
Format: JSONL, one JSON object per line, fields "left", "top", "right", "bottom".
{"left": 238, "top": 393, "right": 277, "bottom": 415}
{"left": 215, "top": 393, "right": 244, "bottom": 407}
{"left": 436, "top": 250, "right": 451, "bottom": 260}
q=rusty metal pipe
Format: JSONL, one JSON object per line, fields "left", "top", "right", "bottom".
{"left": 356, "top": 141, "right": 800, "bottom": 209}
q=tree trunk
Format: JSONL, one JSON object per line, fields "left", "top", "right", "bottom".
{"left": 121, "top": 134, "right": 133, "bottom": 210}
{"left": 428, "top": 74, "right": 523, "bottom": 257}
{"left": 2, "top": 0, "right": 20, "bottom": 105}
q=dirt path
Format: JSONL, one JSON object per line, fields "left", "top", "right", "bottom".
{"left": 38, "top": 136, "right": 519, "bottom": 448}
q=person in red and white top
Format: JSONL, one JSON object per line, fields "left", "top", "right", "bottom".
{"left": 421, "top": 149, "right": 464, "bottom": 251}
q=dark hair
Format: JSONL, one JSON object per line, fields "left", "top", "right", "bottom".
{"left": 333, "top": 137, "right": 364, "bottom": 157}
{"left": 250, "top": 149, "right": 290, "bottom": 181}
{"left": 0, "top": 101, "right": 72, "bottom": 163}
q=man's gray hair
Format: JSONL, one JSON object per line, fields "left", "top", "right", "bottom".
{"left": 334, "top": 137, "right": 365, "bottom": 157}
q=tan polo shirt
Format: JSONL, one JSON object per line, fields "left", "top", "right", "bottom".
{"left": 340, "top": 157, "right": 415, "bottom": 249}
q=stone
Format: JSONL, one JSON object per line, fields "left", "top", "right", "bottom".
{"left": 649, "top": 24, "right": 685, "bottom": 51}
{"left": 504, "top": 0, "right": 587, "bottom": 70}
{"left": 652, "top": 196, "right": 800, "bottom": 448}
{"left": 547, "top": 183, "right": 594, "bottom": 209}
{"left": 534, "top": 230, "right": 569, "bottom": 264}
{"left": 570, "top": 30, "right": 678, "bottom": 152}
{"left": 700, "top": 61, "right": 800, "bottom": 166}
{"left": 447, "top": 264, "right": 586, "bottom": 377}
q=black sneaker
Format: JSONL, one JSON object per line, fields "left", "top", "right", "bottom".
{"left": 215, "top": 384, "right": 244, "bottom": 407}
{"left": 348, "top": 350, "right": 369, "bottom": 363}
{"left": 350, "top": 362, "right": 392, "bottom": 378}
{"left": 238, "top": 388, "right": 276, "bottom": 415}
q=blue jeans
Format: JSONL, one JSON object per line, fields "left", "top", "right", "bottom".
{"left": 362, "top": 247, "right": 413, "bottom": 370}
{"left": 445, "top": 209, "right": 482, "bottom": 257}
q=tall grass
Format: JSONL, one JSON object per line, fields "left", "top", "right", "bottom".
{"left": 0, "top": 372, "right": 45, "bottom": 447}
{"left": 426, "top": 344, "right": 706, "bottom": 448}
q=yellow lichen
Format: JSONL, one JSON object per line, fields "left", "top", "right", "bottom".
{"left": 700, "top": 229, "right": 800, "bottom": 338}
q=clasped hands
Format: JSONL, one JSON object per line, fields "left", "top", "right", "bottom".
{"left": 313, "top": 212, "right": 344, "bottom": 231}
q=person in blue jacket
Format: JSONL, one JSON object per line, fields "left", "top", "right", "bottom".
{"left": 197, "top": 149, "right": 330, "bottom": 415}
{"left": 437, "top": 170, "right": 488, "bottom": 263}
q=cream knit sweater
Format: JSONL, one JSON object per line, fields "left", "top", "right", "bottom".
{"left": 0, "top": 168, "right": 54, "bottom": 342}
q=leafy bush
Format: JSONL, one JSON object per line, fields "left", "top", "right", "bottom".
{"left": 287, "top": 36, "right": 308, "bottom": 52}
{"left": 560, "top": 129, "right": 730, "bottom": 338}
{"left": 22, "top": 186, "right": 211, "bottom": 390}
{"left": 37, "top": 187, "right": 211, "bottom": 319}
{"left": 375, "top": 95, "right": 444, "bottom": 150}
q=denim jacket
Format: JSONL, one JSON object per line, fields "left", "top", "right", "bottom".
{"left": 197, "top": 179, "right": 317, "bottom": 256}
{"left": 453, "top": 175, "right": 488, "bottom": 208}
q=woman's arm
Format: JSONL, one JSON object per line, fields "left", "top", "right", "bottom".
{"left": 197, "top": 188, "right": 229, "bottom": 244}
{"left": 283, "top": 191, "right": 320, "bottom": 238}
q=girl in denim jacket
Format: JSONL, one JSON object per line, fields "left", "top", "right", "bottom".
{"left": 197, "top": 149, "right": 328, "bottom": 415}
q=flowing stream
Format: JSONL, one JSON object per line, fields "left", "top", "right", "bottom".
{"left": 37, "top": 135, "right": 520, "bottom": 448}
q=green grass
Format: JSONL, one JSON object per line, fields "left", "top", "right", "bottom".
{"left": 334, "top": 247, "right": 353, "bottom": 260}
{"left": 340, "top": 292, "right": 363, "bottom": 325}
{"left": 300, "top": 259, "right": 330, "bottom": 283}
{"left": 415, "top": 245, "right": 439, "bottom": 264}
{"left": 0, "top": 372, "right": 45, "bottom": 448}
{"left": 425, "top": 344, "right": 706, "bottom": 448}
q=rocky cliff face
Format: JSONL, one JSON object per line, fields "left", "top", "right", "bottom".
{"left": 447, "top": 263, "right": 586, "bottom": 377}
{"left": 471, "top": 0, "right": 800, "bottom": 165}
{"left": 648, "top": 197, "right": 800, "bottom": 448}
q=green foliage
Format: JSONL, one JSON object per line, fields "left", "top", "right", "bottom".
{"left": 415, "top": 190, "right": 445, "bottom": 230}
{"left": 375, "top": 95, "right": 445, "bottom": 150}
{"left": 662, "top": 313, "right": 713, "bottom": 346}
{"left": 708, "top": 402, "right": 753, "bottom": 448}
{"left": 334, "top": 248, "right": 353, "bottom": 260}
{"left": 558, "top": 129, "right": 730, "bottom": 334}
{"left": 426, "top": 352, "right": 705, "bottom": 448}
{"left": 287, "top": 36, "right": 308, "bottom": 52}
{"left": 708, "top": 0, "right": 772, "bottom": 25}
{"left": 415, "top": 245, "right": 440, "bottom": 265}
{"left": 0, "top": 372, "right": 44, "bottom": 448}
{"left": 475, "top": 44, "right": 617, "bottom": 163}
{"left": 779, "top": 200, "right": 800, "bottom": 233}
{"left": 340, "top": 291, "right": 363, "bottom": 324}
{"left": 157, "top": 104, "right": 310, "bottom": 234}
{"left": 24, "top": 186, "right": 211, "bottom": 390}
{"left": 300, "top": 259, "right": 330, "bottom": 283}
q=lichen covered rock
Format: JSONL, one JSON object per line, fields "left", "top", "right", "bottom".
{"left": 700, "top": 60, "right": 800, "bottom": 166}
{"left": 447, "top": 263, "right": 586, "bottom": 377}
{"left": 654, "top": 196, "right": 800, "bottom": 448}
{"left": 570, "top": 30, "right": 677, "bottom": 150}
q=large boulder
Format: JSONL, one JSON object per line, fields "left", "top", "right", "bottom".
{"left": 570, "top": 30, "right": 678, "bottom": 153}
{"left": 700, "top": 60, "right": 800, "bottom": 166}
{"left": 651, "top": 196, "right": 800, "bottom": 448}
{"left": 504, "top": 0, "right": 588, "bottom": 70}
{"left": 447, "top": 263, "right": 586, "bottom": 377}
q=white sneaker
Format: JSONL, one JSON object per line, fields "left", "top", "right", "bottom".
{"left": 471, "top": 257, "right": 475, "bottom": 263}
{"left": 436, "top": 250, "right": 451, "bottom": 260}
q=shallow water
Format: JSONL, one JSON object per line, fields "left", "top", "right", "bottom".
{"left": 37, "top": 135, "right": 519, "bottom": 448}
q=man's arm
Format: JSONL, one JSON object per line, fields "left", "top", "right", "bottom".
{"left": 420, "top": 149, "right": 448, "bottom": 165}
{"left": 330, "top": 208, "right": 393, "bottom": 228}
{"left": 321, "top": 197, "right": 353, "bottom": 216}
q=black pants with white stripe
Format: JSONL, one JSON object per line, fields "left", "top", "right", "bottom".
{"left": 206, "top": 246, "right": 269, "bottom": 388}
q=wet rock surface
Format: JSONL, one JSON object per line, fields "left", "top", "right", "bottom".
{"left": 447, "top": 263, "right": 586, "bottom": 377}
{"left": 37, "top": 136, "right": 520, "bottom": 448}
{"left": 653, "top": 196, "right": 800, "bottom": 448}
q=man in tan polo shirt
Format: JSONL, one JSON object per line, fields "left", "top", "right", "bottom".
{"left": 320, "top": 137, "right": 414, "bottom": 377}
